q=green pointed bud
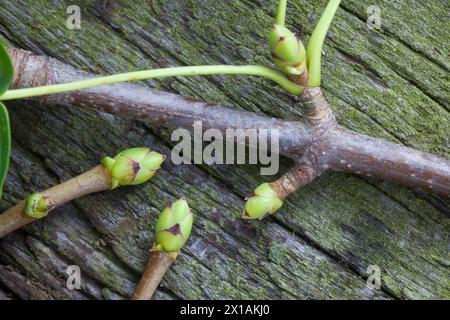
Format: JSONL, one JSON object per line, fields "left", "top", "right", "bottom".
{"left": 154, "top": 198, "right": 193, "bottom": 253}
{"left": 102, "top": 147, "right": 165, "bottom": 189}
{"left": 242, "top": 183, "right": 283, "bottom": 220}
{"left": 24, "top": 193, "right": 54, "bottom": 219}
{"left": 269, "top": 24, "right": 306, "bottom": 75}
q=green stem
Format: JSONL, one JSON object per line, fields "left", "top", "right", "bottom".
{"left": 276, "top": 0, "right": 288, "bottom": 26}
{"left": 0, "top": 65, "right": 303, "bottom": 100}
{"left": 306, "top": 0, "right": 341, "bottom": 87}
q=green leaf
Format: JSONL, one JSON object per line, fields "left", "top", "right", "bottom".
{"left": 0, "top": 102, "right": 10, "bottom": 200}
{"left": 0, "top": 42, "right": 13, "bottom": 96}
{"left": 0, "top": 42, "right": 13, "bottom": 200}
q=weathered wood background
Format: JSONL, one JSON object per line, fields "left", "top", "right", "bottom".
{"left": 0, "top": 0, "right": 448, "bottom": 299}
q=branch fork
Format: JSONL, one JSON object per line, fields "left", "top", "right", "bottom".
{"left": 243, "top": 0, "right": 343, "bottom": 220}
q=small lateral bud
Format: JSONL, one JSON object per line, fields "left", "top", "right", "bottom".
{"left": 24, "top": 193, "right": 54, "bottom": 219}
{"left": 242, "top": 183, "right": 283, "bottom": 220}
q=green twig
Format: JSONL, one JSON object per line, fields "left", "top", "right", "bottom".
{"left": 306, "top": 0, "right": 341, "bottom": 87}
{"left": 0, "top": 65, "right": 303, "bottom": 100}
{"left": 276, "top": 0, "right": 288, "bottom": 26}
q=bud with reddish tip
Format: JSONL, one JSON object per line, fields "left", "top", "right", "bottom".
{"left": 242, "top": 183, "right": 283, "bottom": 220}
{"left": 25, "top": 193, "right": 55, "bottom": 219}
{"left": 102, "top": 147, "right": 165, "bottom": 190}
{"left": 268, "top": 24, "right": 306, "bottom": 76}
{"left": 153, "top": 198, "right": 193, "bottom": 253}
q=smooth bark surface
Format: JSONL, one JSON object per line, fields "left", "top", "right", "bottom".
{"left": 0, "top": 0, "right": 448, "bottom": 300}
{"left": 7, "top": 48, "right": 313, "bottom": 160}
{"left": 323, "top": 128, "right": 450, "bottom": 195}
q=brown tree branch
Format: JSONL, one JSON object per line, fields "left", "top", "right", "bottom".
{"left": 5, "top": 48, "right": 450, "bottom": 197}
{"left": 321, "top": 128, "right": 450, "bottom": 194}
{"left": 7, "top": 48, "right": 313, "bottom": 160}
{"left": 264, "top": 76, "right": 335, "bottom": 206}
{"left": 270, "top": 164, "right": 318, "bottom": 199}
{"left": 0, "top": 165, "right": 110, "bottom": 238}
{"left": 132, "top": 251, "right": 176, "bottom": 300}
